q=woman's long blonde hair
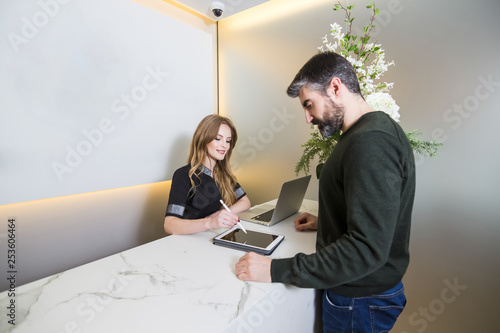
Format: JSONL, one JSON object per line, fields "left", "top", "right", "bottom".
{"left": 187, "top": 115, "right": 239, "bottom": 206}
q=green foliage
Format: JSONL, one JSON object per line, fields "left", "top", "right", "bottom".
{"left": 332, "top": 1, "right": 378, "bottom": 67}
{"left": 296, "top": 1, "right": 442, "bottom": 177}
{"left": 405, "top": 130, "right": 443, "bottom": 158}
{"left": 295, "top": 126, "right": 341, "bottom": 176}
{"left": 295, "top": 128, "right": 443, "bottom": 177}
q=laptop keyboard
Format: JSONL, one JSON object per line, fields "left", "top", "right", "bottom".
{"left": 253, "top": 209, "right": 275, "bottom": 222}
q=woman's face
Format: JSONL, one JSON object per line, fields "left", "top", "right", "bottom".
{"left": 206, "top": 123, "right": 232, "bottom": 164}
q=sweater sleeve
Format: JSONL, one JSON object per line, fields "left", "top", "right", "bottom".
{"left": 271, "top": 130, "right": 405, "bottom": 289}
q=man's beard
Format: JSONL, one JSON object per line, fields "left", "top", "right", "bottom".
{"left": 313, "top": 99, "right": 344, "bottom": 138}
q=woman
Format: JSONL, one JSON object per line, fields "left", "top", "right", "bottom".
{"left": 164, "top": 115, "right": 251, "bottom": 235}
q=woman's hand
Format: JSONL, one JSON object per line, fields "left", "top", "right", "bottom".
{"left": 294, "top": 213, "right": 318, "bottom": 231}
{"left": 208, "top": 209, "right": 240, "bottom": 229}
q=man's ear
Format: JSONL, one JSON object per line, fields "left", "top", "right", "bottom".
{"left": 327, "top": 77, "right": 342, "bottom": 98}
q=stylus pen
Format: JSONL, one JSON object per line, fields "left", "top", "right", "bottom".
{"left": 219, "top": 199, "right": 247, "bottom": 234}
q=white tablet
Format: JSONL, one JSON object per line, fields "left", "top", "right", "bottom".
{"left": 213, "top": 227, "right": 284, "bottom": 255}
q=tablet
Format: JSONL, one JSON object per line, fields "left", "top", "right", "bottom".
{"left": 213, "top": 227, "right": 284, "bottom": 255}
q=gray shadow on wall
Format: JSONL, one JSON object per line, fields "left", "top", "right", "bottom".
{"left": 136, "top": 134, "right": 191, "bottom": 244}
{"left": 163, "top": 133, "right": 191, "bottom": 180}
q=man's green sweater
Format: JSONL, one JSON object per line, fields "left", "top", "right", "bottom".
{"left": 271, "top": 111, "right": 416, "bottom": 297}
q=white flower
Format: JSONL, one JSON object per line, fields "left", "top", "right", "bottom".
{"left": 345, "top": 56, "right": 363, "bottom": 69}
{"left": 318, "top": 14, "right": 399, "bottom": 121}
{"left": 364, "top": 43, "right": 375, "bottom": 51}
{"left": 330, "top": 23, "right": 343, "bottom": 35}
{"left": 365, "top": 92, "right": 400, "bottom": 122}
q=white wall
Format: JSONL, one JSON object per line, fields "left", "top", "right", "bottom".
{"left": 219, "top": 0, "right": 500, "bottom": 332}
{"left": 0, "top": 0, "right": 217, "bottom": 291}
{"left": 0, "top": 0, "right": 214, "bottom": 205}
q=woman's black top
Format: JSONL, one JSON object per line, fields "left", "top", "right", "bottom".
{"left": 165, "top": 164, "right": 246, "bottom": 219}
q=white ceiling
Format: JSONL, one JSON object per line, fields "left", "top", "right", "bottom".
{"left": 171, "top": 0, "right": 270, "bottom": 21}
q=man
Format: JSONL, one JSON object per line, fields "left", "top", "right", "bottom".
{"left": 235, "top": 52, "right": 415, "bottom": 332}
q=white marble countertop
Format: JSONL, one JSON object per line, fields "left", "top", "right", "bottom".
{"left": 0, "top": 200, "right": 318, "bottom": 333}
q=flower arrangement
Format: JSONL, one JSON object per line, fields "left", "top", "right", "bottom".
{"left": 295, "top": 1, "right": 442, "bottom": 178}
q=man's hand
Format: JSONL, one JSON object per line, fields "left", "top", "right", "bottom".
{"left": 235, "top": 252, "right": 272, "bottom": 282}
{"left": 294, "top": 213, "right": 318, "bottom": 231}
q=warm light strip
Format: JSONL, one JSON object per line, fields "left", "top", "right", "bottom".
{"left": 0, "top": 181, "right": 172, "bottom": 208}
{"left": 220, "top": 0, "right": 332, "bottom": 30}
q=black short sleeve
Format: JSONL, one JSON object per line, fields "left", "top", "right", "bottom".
{"left": 234, "top": 183, "right": 246, "bottom": 200}
{"left": 166, "top": 165, "right": 247, "bottom": 219}
{"left": 165, "top": 165, "right": 192, "bottom": 218}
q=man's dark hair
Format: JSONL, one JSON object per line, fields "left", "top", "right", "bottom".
{"left": 286, "top": 52, "right": 362, "bottom": 98}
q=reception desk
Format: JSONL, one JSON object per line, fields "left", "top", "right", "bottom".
{"left": 0, "top": 200, "right": 318, "bottom": 333}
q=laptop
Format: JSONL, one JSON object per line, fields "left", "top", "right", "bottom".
{"left": 239, "top": 175, "right": 311, "bottom": 226}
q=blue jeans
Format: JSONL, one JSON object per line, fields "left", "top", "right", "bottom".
{"left": 322, "top": 282, "right": 406, "bottom": 333}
